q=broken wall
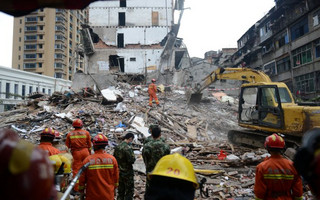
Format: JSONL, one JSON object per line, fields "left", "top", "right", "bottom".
{"left": 87, "top": 48, "right": 163, "bottom": 74}
{"left": 89, "top": 1, "right": 173, "bottom": 28}
{"left": 71, "top": 72, "right": 117, "bottom": 92}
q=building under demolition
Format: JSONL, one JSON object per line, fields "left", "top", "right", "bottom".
{"left": 80, "top": 0, "right": 189, "bottom": 85}
{"left": 224, "top": 0, "right": 320, "bottom": 99}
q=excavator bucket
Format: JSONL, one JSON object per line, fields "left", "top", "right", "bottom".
{"left": 188, "top": 92, "right": 203, "bottom": 104}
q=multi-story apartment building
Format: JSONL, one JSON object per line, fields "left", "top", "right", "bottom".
{"left": 12, "top": 8, "right": 88, "bottom": 81}
{"left": 227, "top": 0, "right": 320, "bottom": 99}
{"left": 84, "top": 0, "right": 185, "bottom": 75}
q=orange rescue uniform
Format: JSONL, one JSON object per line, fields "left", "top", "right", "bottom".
{"left": 79, "top": 149, "right": 119, "bottom": 200}
{"left": 38, "top": 142, "right": 61, "bottom": 156}
{"left": 65, "top": 129, "right": 91, "bottom": 191}
{"left": 148, "top": 83, "right": 159, "bottom": 106}
{"left": 254, "top": 154, "right": 303, "bottom": 200}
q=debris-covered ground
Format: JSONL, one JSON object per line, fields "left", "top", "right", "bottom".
{"left": 0, "top": 83, "right": 312, "bottom": 199}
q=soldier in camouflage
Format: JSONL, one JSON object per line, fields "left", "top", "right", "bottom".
{"left": 143, "top": 124, "right": 166, "bottom": 145}
{"left": 142, "top": 125, "right": 170, "bottom": 194}
{"left": 114, "top": 132, "right": 136, "bottom": 200}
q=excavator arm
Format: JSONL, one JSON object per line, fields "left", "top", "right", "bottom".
{"left": 189, "top": 67, "right": 272, "bottom": 103}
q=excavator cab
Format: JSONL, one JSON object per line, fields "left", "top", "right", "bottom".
{"left": 239, "top": 84, "right": 285, "bottom": 129}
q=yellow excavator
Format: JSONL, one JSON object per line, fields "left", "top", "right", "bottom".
{"left": 189, "top": 67, "right": 320, "bottom": 147}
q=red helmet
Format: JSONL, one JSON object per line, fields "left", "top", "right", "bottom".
{"left": 152, "top": 79, "right": 156, "bottom": 82}
{"left": 0, "top": 128, "right": 55, "bottom": 200}
{"left": 41, "top": 128, "right": 55, "bottom": 138}
{"left": 53, "top": 130, "right": 62, "bottom": 141}
{"left": 72, "top": 119, "right": 83, "bottom": 128}
{"left": 264, "top": 133, "right": 285, "bottom": 149}
{"left": 92, "top": 133, "right": 108, "bottom": 146}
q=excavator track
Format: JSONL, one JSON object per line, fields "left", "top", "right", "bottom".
{"left": 228, "top": 129, "right": 301, "bottom": 149}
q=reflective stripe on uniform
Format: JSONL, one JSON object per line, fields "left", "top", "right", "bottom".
{"left": 70, "top": 135, "right": 87, "bottom": 139}
{"left": 263, "top": 174, "right": 294, "bottom": 180}
{"left": 88, "top": 164, "right": 114, "bottom": 170}
{"left": 255, "top": 197, "right": 263, "bottom": 200}
{"left": 294, "top": 197, "right": 303, "bottom": 200}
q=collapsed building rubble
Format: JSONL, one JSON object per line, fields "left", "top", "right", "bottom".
{"left": 0, "top": 83, "right": 312, "bottom": 199}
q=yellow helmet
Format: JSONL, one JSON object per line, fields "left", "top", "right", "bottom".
{"left": 49, "top": 154, "right": 72, "bottom": 174}
{"left": 49, "top": 155, "right": 62, "bottom": 173}
{"left": 148, "top": 153, "right": 199, "bottom": 188}
{"left": 59, "top": 154, "right": 72, "bottom": 174}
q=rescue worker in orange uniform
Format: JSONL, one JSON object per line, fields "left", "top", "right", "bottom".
{"left": 0, "top": 128, "right": 56, "bottom": 200}
{"left": 254, "top": 133, "right": 303, "bottom": 200}
{"left": 65, "top": 119, "right": 91, "bottom": 193}
{"left": 38, "top": 127, "right": 61, "bottom": 156}
{"left": 148, "top": 79, "right": 160, "bottom": 107}
{"left": 79, "top": 133, "right": 119, "bottom": 200}
{"left": 294, "top": 128, "right": 320, "bottom": 199}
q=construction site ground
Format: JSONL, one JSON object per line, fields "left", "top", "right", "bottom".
{"left": 0, "top": 83, "right": 312, "bottom": 199}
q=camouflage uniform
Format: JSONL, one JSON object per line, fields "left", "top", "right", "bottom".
{"left": 143, "top": 136, "right": 166, "bottom": 145}
{"left": 114, "top": 141, "right": 136, "bottom": 200}
{"left": 142, "top": 138, "right": 170, "bottom": 193}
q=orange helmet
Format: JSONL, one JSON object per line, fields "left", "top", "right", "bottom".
{"left": 264, "top": 133, "right": 285, "bottom": 149}
{"left": 0, "top": 128, "right": 55, "bottom": 200}
{"left": 72, "top": 119, "right": 83, "bottom": 128}
{"left": 41, "top": 128, "right": 55, "bottom": 138}
{"left": 152, "top": 79, "right": 156, "bottom": 82}
{"left": 92, "top": 133, "right": 108, "bottom": 146}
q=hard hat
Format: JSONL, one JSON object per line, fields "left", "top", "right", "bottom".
{"left": 49, "top": 154, "right": 72, "bottom": 174}
{"left": 41, "top": 127, "right": 55, "bottom": 138}
{"left": 49, "top": 155, "right": 62, "bottom": 173}
{"left": 59, "top": 154, "right": 72, "bottom": 174}
{"left": 148, "top": 153, "right": 199, "bottom": 188}
{"left": 92, "top": 133, "right": 108, "bottom": 146}
{"left": 53, "top": 130, "right": 62, "bottom": 142}
{"left": 0, "top": 128, "right": 55, "bottom": 200}
{"left": 264, "top": 133, "right": 285, "bottom": 149}
{"left": 152, "top": 79, "right": 156, "bottom": 82}
{"left": 294, "top": 128, "right": 320, "bottom": 198}
{"left": 72, "top": 119, "right": 83, "bottom": 128}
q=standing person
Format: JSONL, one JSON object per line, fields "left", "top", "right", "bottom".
{"left": 254, "top": 133, "right": 303, "bottom": 200}
{"left": 79, "top": 133, "right": 119, "bottom": 200}
{"left": 142, "top": 125, "right": 170, "bottom": 193}
{"left": 143, "top": 124, "right": 165, "bottom": 145}
{"left": 65, "top": 119, "right": 91, "bottom": 194}
{"left": 145, "top": 153, "right": 198, "bottom": 200}
{"left": 38, "top": 127, "right": 61, "bottom": 156}
{"left": 148, "top": 79, "right": 160, "bottom": 107}
{"left": 114, "top": 132, "right": 136, "bottom": 200}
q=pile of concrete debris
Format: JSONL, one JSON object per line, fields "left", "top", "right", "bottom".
{"left": 0, "top": 83, "right": 311, "bottom": 199}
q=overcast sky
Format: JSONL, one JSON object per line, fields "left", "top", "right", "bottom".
{"left": 0, "top": 0, "right": 275, "bottom": 68}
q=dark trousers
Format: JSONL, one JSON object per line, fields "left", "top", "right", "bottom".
{"left": 117, "top": 171, "right": 134, "bottom": 200}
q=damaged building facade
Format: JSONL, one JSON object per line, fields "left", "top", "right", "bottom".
{"left": 225, "top": 0, "right": 320, "bottom": 99}
{"left": 82, "top": 0, "right": 188, "bottom": 84}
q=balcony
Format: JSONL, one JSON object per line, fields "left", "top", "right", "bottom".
{"left": 25, "top": 16, "right": 37, "bottom": 24}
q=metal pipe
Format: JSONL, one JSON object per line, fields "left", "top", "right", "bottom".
{"left": 60, "top": 162, "right": 90, "bottom": 200}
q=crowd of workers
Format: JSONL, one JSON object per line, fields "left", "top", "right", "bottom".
{"left": 2, "top": 104, "right": 320, "bottom": 199}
